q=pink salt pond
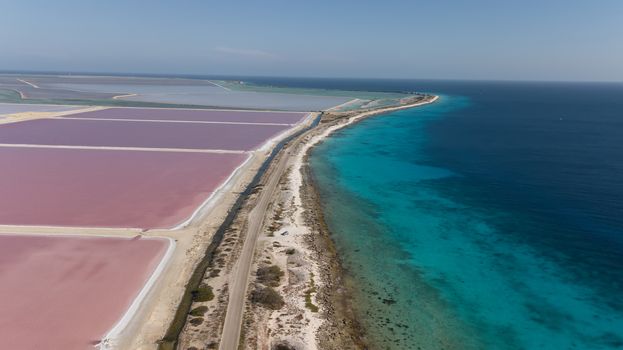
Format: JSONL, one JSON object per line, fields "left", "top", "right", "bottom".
{"left": 0, "top": 147, "right": 247, "bottom": 229}
{"left": 0, "top": 118, "right": 290, "bottom": 151}
{"left": 0, "top": 234, "right": 168, "bottom": 350}
{"left": 65, "top": 107, "right": 308, "bottom": 124}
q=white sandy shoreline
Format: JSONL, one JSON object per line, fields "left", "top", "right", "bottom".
{"left": 98, "top": 236, "right": 177, "bottom": 350}
{"left": 0, "top": 231, "right": 175, "bottom": 350}
{"left": 171, "top": 153, "right": 254, "bottom": 230}
{"left": 293, "top": 95, "right": 440, "bottom": 348}
{"left": 239, "top": 95, "right": 439, "bottom": 349}
{"left": 171, "top": 112, "right": 314, "bottom": 230}
{"left": 301, "top": 95, "right": 439, "bottom": 158}
{"left": 99, "top": 111, "right": 317, "bottom": 349}
{"left": 0, "top": 105, "right": 317, "bottom": 350}
{"left": 0, "top": 95, "right": 434, "bottom": 350}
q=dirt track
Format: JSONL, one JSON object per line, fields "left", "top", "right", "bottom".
{"left": 218, "top": 143, "right": 299, "bottom": 350}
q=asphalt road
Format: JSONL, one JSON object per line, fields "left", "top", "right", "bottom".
{"left": 218, "top": 145, "right": 296, "bottom": 350}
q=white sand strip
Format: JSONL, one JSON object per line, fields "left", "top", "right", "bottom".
{"left": 112, "top": 93, "right": 138, "bottom": 100}
{"left": 97, "top": 237, "right": 176, "bottom": 350}
{"left": 208, "top": 80, "right": 232, "bottom": 91}
{"left": 0, "top": 225, "right": 141, "bottom": 237}
{"left": 170, "top": 113, "right": 315, "bottom": 230}
{"left": 257, "top": 113, "right": 314, "bottom": 153}
{"left": 53, "top": 116, "right": 293, "bottom": 126}
{"left": 0, "top": 143, "right": 247, "bottom": 154}
{"left": 17, "top": 79, "right": 40, "bottom": 89}
{"left": 171, "top": 153, "right": 253, "bottom": 230}
{"left": 73, "top": 104, "right": 311, "bottom": 114}
{"left": 0, "top": 102, "right": 83, "bottom": 108}
{"left": 325, "top": 98, "right": 362, "bottom": 111}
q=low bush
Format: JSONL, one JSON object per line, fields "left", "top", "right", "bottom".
{"left": 189, "top": 305, "right": 208, "bottom": 317}
{"left": 191, "top": 284, "right": 214, "bottom": 302}
{"left": 189, "top": 317, "right": 204, "bottom": 326}
{"left": 272, "top": 342, "right": 296, "bottom": 350}
{"left": 251, "top": 286, "right": 285, "bottom": 310}
{"left": 304, "top": 274, "right": 319, "bottom": 312}
{"left": 256, "top": 265, "right": 284, "bottom": 287}
{"left": 304, "top": 288, "right": 319, "bottom": 313}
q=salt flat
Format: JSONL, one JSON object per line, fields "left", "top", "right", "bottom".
{"left": 0, "top": 118, "right": 290, "bottom": 151}
{"left": 0, "top": 103, "right": 83, "bottom": 116}
{"left": 0, "top": 147, "right": 248, "bottom": 229}
{"left": 0, "top": 234, "right": 167, "bottom": 350}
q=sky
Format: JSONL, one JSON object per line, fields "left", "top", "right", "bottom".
{"left": 1, "top": 0, "right": 622, "bottom": 81}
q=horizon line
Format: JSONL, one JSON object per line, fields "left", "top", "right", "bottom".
{"left": 0, "top": 69, "right": 621, "bottom": 85}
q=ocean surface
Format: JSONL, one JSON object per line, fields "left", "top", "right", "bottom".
{"left": 302, "top": 80, "right": 623, "bottom": 349}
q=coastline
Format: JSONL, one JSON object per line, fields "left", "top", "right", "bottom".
{"left": 296, "top": 94, "right": 440, "bottom": 348}
{"left": 160, "top": 112, "right": 320, "bottom": 350}
{"left": 99, "top": 236, "right": 176, "bottom": 350}
{"left": 0, "top": 106, "right": 317, "bottom": 350}
{"left": 129, "top": 112, "right": 318, "bottom": 350}
{"left": 4, "top": 75, "right": 621, "bottom": 350}
{"left": 231, "top": 94, "right": 438, "bottom": 349}
{"left": 0, "top": 95, "right": 437, "bottom": 349}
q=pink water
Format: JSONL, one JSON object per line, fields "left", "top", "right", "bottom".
{"left": 65, "top": 107, "right": 307, "bottom": 124}
{"left": 0, "top": 119, "right": 289, "bottom": 151}
{"left": 0, "top": 148, "right": 247, "bottom": 228}
{"left": 0, "top": 234, "right": 167, "bottom": 350}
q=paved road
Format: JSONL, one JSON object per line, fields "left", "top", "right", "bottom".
{"left": 215, "top": 100, "right": 437, "bottom": 349}
{"left": 218, "top": 145, "right": 297, "bottom": 350}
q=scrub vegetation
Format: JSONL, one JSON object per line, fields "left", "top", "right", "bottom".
{"left": 304, "top": 273, "right": 319, "bottom": 312}
{"left": 256, "top": 265, "right": 284, "bottom": 287}
{"left": 189, "top": 306, "right": 208, "bottom": 317}
{"left": 191, "top": 284, "right": 214, "bottom": 302}
{"left": 250, "top": 286, "right": 285, "bottom": 310}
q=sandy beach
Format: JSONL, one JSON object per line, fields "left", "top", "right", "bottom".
{"left": 0, "top": 105, "right": 104, "bottom": 124}
{"left": 3, "top": 2, "right": 618, "bottom": 349}
{"left": 0, "top": 96, "right": 436, "bottom": 349}
{"left": 105, "top": 111, "right": 316, "bottom": 349}
{"left": 170, "top": 95, "right": 438, "bottom": 350}
{"left": 239, "top": 95, "right": 440, "bottom": 349}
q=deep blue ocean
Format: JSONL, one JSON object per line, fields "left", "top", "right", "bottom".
{"left": 32, "top": 74, "right": 622, "bottom": 348}
{"left": 271, "top": 79, "right": 622, "bottom": 350}
{"left": 6, "top": 73, "right": 620, "bottom": 348}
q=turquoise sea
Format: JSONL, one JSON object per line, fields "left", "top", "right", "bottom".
{"left": 308, "top": 81, "right": 623, "bottom": 349}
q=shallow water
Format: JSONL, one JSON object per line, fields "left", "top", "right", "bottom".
{"left": 0, "top": 118, "right": 289, "bottom": 150}
{"left": 0, "top": 74, "right": 353, "bottom": 110}
{"left": 310, "top": 82, "right": 623, "bottom": 349}
{"left": 0, "top": 235, "right": 167, "bottom": 350}
{"left": 0, "top": 102, "right": 82, "bottom": 116}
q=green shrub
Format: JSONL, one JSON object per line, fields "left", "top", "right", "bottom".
{"left": 272, "top": 343, "right": 296, "bottom": 350}
{"left": 251, "top": 287, "right": 285, "bottom": 310}
{"left": 256, "top": 265, "right": 284, "bottom": 287}
{"left": 189, "top": 305, "right": 208, "bottom": 317}
{"left": 304, "top": 288, "right": 319, "bottom": 313}
{"left": 304, "top": 274, "right": 319, "bottom": 312}
{"left": 189, "top": 317, "right": 204, "bottom": 326}
{"left": 191, "top": 284, "right": 214, "bottom": 302}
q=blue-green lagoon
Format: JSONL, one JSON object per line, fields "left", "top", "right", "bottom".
{"left": 310, "top": 81, "right": 623, "bottom": 349}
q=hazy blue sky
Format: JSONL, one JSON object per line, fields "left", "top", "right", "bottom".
{"left": 1, "top": 0, "right": 621, "bottom": 81}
